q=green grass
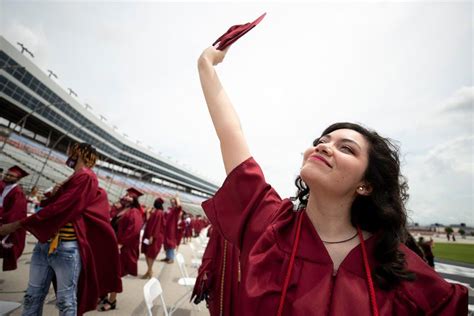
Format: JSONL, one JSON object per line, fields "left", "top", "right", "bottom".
{"left": 433, "top": 243, "right": 474, "bottom": 265}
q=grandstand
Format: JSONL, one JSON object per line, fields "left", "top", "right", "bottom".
{"left": 0, "top": 35, "right": 216, "bottom": 214}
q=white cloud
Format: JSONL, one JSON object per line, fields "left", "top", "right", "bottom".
{"left": 403, "top": 86, "right": 473, "bottom": 226}
{"left": 424, "top": 136, "right": 473, "bottom": 175}
{"left": 441, "top": 86, "right": 474, "bottom": 114}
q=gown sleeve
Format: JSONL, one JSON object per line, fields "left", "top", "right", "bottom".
{"left": 429, "top": 283, "right": 468, "bottom": 315}
{"left": 394, "top": 245, "right": 469, "bottom": 315}
{"left": 202, "top": 157, "right": 282, "bottom": 252}
{"left": 117, "top": 209, "right": 142, "bottom": 246}
{"left": 3, "top": 189, "right": 27, "bottom": 223}
{"left": 20, "top": 171, "right": 97, "bottom": 242}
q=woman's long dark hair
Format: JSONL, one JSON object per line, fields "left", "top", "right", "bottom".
{"left": 294, "top": 122, "right": 415, "bottom": 290}
{"left": 130, "top": 196, "right": 140, "bottom": 209}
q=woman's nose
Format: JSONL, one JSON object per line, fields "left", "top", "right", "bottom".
{"left": 315, "top": 143, "right": 333, "bottom": 156}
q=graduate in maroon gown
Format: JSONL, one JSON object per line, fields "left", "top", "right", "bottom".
{"left": 192, "top": 226, "right": 240, "bottom": 316}
{"left": 99, "top": 187, "right": 144, "bottom": 311}
{"left": 193, "top": 214, "right": 206, "bottom": 237}
{"left": 161, "top": 196, "right": 182, "bottom": 263}
{"left": 141, "top": 197, "right": 165, "bottom": 279}
{"left": 0, "top": 165, "right": 28, "bottom": 271}
{"left": 191, "top": 216, "right": 198, "bottom": 237}
{"left": 117, "top": 187, "right": 144, "bottom": 277}
{"left": 184, "top": 214, "right": 193, "bottom": 244}
{"left": 196, "top": 43, "right": 468, "bottom": 315}
{"left": 176, "top": 212, "right": 186, "bottom": 246}
{"left": 0, "top": 143, "right": 122, "bottom": 316}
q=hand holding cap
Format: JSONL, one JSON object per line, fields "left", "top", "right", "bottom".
{"left": 213, "top": 13, "right": 266, "bottom": 50}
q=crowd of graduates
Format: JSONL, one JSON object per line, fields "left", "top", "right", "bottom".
{"left": 0, "top": 142, "right": 210, "bottom": 315}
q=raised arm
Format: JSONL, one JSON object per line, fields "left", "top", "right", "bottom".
{"left": 198, "top": 46, "right": 251, "bottom": 175}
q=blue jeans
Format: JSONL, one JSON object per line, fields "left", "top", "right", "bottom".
{"left": 22, "top": 241, "right": 82, "bottom": 316}
{"left": 166, "top": 248, "right": 175, "bottom": 260}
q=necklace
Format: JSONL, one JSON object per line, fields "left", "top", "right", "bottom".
{"left": 321, "top": 231, "right": 359, "bottom": 244}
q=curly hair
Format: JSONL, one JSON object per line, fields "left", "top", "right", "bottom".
{"left": 293, "top": 122, "right": 415, "bottom": 290}
{"left": 69, "top": 142, "right": 99, "bottom": 168}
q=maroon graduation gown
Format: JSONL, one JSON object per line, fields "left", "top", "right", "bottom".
{"left": 176, "top": 219, "right": 185, "bottom": 246}
{"left": 141, "top": 209, "right": 165, "bottom": 260}
{"left": 0, "top": 184, "right": 27, "bottom": 271}
{"left": 193, "top": 218, "right": 205, "bottom": 236}
{"left": 192, "top": 227, "right": 240, "bottom": 316}
{"left": 184, "top": 220, "right": 193, "bottom": 238}
{"left": 163, "top": 206, "right": 182, "bottom": 250}
{"left": 20, "top": 168, "right": 123, "bottom": 316}
{"left": 117, "top": 207, "right": 143, "bottom": 277}
{"left": 202, "top": 157, "right": 468, "bottom": 315}
{"left": 109, "top": 204, "right": 122, "bottom": 219}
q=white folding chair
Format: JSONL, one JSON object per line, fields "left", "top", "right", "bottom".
{"left": 187, "top": 243, "right": 203, "bottom": 269}
{"left": 197, "top": 233, "right": 209, "bottom": 247}
{"left": 188, "top": 242, "right": 204, "bottom": 258}
{"left": 176, "top": 253, "right": 196, "bottom": 288}
{"left": 143, "top": 277, "right": 169, "bottom": 316}
{"left": 194, "top": 237, "right": 207, "bottom": 255}
{"left": 168, "top": 253, "right": 199, "bottom": 315}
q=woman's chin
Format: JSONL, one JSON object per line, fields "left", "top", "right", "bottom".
{"left": 300, "top": 167, "right": 326, "bottom": 184}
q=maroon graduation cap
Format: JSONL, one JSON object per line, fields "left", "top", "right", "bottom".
{"left": 213, "top": 12, "right": 266, "bottom": 51}
{"left": 126, "top": 187, "right": 144, "bottom": 198}
{"left": 7, "top": 165, "right": 29, "bottom": 179}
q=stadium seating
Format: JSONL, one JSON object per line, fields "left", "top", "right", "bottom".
{"left": 1, "top": 133, "right": 207, "bottom": 214}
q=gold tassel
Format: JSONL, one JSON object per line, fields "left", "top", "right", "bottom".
{"left": 48, "top": 234, "right": 60, "bottom": 254}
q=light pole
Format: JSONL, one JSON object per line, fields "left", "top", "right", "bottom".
{"left": 47, "top": 70, "right": 58, "bottom": 79}
{"left": 16, "top": 42, "right": 34, "bottom": 58}
{"left": 32, "top": 121, "right": 97, "bottom": 188}
{"left": 68, "top": 88, "right": 77, "bottom": 97}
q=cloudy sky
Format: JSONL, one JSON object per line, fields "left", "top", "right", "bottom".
{"left": 2, "top": 1, "right": 472, "bottom": 225}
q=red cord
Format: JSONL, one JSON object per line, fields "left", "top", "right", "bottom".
{"left": 357, "top": 227, "right": 379, "bottom": 316}
{"left": 276, "top": 210, "right": 304, "bottom": 316}
{"left": 276, "top": 214, "right": 379, "bottom": 316}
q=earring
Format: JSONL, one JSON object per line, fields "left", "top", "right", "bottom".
{"left": 357, "top": 186, "right": 364, "bottom": 191}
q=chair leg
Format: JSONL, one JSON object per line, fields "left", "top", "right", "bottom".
{"left": 168, "top": 290, "right": 192, "bottom": 315}
{"left": 168, "top": 285, "right": 202, "bottom": 315}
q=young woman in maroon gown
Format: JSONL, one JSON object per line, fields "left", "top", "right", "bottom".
{"left": 116, "top": 188, "right": 144, "bottom": 277}
{"left": 99, "top": 187, "right": 144, "bottom": 311}
{"left": 184, "top": 214, "right": 193, "bottom": 244}
{"left": 176, "top": 212, "right": 187, "bottom": 247}
{"left": 161, "top": 197, "right": 182, "bottom": 263}
{"left": 197, "top": 45, "right": 468, "bottom": 315}
{"left": 141, "top": 197, "right": 165, "bottom": 279}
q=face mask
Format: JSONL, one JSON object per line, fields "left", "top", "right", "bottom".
{"left": 2, "top": 178, "right": 17, "bottom": 185}
{"left": 120, "top": 197, "right": 133, "bottom": 206}
{"left": 66, "top": 157, "right": 78, "bottom": 169}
